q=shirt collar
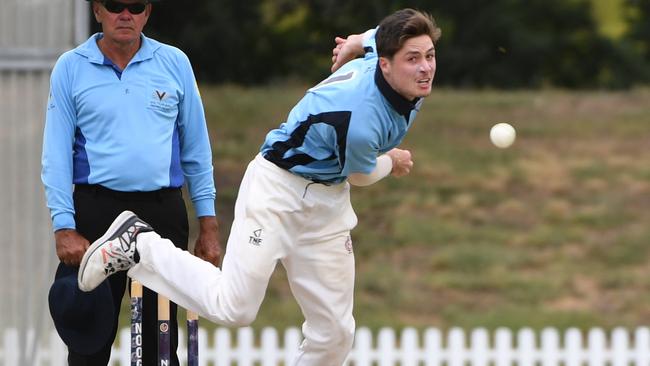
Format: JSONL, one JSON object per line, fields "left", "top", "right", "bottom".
{"left": 374, "top": 61, "right": 420, "bottom": 120}
{"left": 74, "top": 33, "right": 159, "bottom": 65}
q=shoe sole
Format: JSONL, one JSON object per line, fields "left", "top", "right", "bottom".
{"left": 78, "top": 210, "right": 138, "bottom": 291}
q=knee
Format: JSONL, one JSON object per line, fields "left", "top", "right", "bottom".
{"left": 310, "top": 319, "right": 355, "bottom": 352}
{"left": 226, "top": 309, "right": 257, "bottom": 327}
{"left": 337, "top": 323, "right": 355, "bottom": 351}
{"left": 207, "top": 305, "right": 258, "bottom": 327}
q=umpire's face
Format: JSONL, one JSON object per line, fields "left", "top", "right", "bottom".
{"left": 93, "top": 0, "right": 151, "bottom": 46}
{"left": 379, "top": 34, "right": 436, "bottom": 101}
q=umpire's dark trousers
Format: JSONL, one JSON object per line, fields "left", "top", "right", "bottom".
{"left": 67, "top": 184, "right": 188, "bottom": 366}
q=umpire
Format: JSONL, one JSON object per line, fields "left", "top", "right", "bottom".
{"left": 41, "top": 0, "right": 220, "bottom": 364}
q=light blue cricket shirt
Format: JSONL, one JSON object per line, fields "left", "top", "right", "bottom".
{"left": 42, "top": 33, "right": 216, "bottom": 231}
{"left": 261, "top": 29, "right": 423, "bottom": 184}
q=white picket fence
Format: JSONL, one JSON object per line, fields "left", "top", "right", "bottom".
{"left": 1, "top": 326, "right": 650, "bottom": 365}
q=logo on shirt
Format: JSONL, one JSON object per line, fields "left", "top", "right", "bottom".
{"left": 154, "top": 90, "right": 168, "bottom": 101}
{"left": 249, "top": 229, "right": 263, "bottom": 246}
{"left": 149, "top": 89, "right": 176, "bottom": 112}
{"left": 344, "top": 236, "right": 353, "bottom": 254}
{"left": 47, "top": 91, "right": 56, "bottom": 111}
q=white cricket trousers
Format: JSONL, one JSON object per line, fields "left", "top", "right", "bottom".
{"left": 129, "top": 154, "right": 359, "bottom": 365}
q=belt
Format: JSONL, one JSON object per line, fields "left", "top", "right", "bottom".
{"left": 75, "top": 184, "right": 181, "bottom": 202}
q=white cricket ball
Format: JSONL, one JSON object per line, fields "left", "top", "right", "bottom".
{"left": 490, "top": 123, "right": 516, "bottom": 148}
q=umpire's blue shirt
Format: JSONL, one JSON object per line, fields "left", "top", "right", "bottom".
{"left": 261, "top": 30, "right": 422, "bottom": 184}
{"left": 42, "top": 33, "right": 216, "bottom": 231}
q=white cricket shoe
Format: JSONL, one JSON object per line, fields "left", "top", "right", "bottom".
{"left": 78, "top": 211, "right": 153, "bottom": 292}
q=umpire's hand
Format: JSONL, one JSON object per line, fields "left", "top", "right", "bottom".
{"left": 55, "top": 229, "right": 90, "bottom": 267}
{"left": 194, "top": 216, "right": 221, "bottom": 267}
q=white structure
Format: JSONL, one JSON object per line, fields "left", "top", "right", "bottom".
{"left": 0, "top": 1, "right": 88, "bottom": 365}
{"left": 1, "top": 326, "right": 649, "bottom": 366}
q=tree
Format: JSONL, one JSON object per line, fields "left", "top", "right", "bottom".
{"left": 138, "top": 0, "right": 648, "bottom": 88}
{"left": 625, "top": 0, "right": 650, "bottom": 61}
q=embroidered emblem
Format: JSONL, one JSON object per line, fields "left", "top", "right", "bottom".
{"left": 155, "top": 90, "right": 167, "bottom": 101}
{"left": 345, "top": 236, "right": 353, "bottom": 254}
{"left": 249, "top": 229, "right": 263, "bottom": 246}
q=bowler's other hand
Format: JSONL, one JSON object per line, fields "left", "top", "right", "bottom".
{"left": 386, "top": 148, "right": 413, "bottom": 177}
{"left": 331, "top": 34, "right": 364, "bottom": 73}
{"left": 55, "top": 229, "right": 90, "bottom": 267}
{"left": 194, "top": 216, "right": 221, "bottom": 267}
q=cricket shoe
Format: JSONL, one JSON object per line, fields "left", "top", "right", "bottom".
{"left": 78, "top": 211, "right": 153, "bottom": 292}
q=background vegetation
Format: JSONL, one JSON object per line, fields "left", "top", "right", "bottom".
{"left": 119, "top": 86, "right": 650, "bottom": 332}
{"left": 133, "top": 0, "right": 650, "bottom": 88}
{"left": 202, "top": 86, "right": 650, "bottom": 332}
{"left": 108, "top": 0, "right": 650, "bottom": 333}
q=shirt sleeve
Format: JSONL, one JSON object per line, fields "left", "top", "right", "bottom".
{"left": 343, "top": 109, "right": 381, "bottom": 176}
{"left": 348, "top": 154, "right": 392, "bottom": 186}
{"left": 41, "top": 54, "right": 77, "bottom": 231}
{"left": 175, "top": 52, "right": 216, "bottom": 217}
{"left": 362, "top": 27, "right": 379, "bottom": 60}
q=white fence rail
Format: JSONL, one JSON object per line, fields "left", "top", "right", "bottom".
{"left": 1, "top": 326, "right": 649, "bottom": 366}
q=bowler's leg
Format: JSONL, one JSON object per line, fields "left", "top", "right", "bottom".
{"left": 128, "top": 157, "right": 288, "bottom": 326}
{"left": 284, "top": 234, "right": 356, "bottom": 365}
{"left": 128, "top": 230, "right": 275, "bottom": 327}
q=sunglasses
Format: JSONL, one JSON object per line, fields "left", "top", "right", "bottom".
{"left": 101, "top": 0, "right": 148, "bottom": 15}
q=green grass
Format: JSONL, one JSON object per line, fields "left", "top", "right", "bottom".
{"left": 118, "top": 86, "right": 650, "bottom": 333}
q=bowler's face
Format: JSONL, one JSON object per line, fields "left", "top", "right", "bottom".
{"left": 93, "top": 0, "right": 151, "bottom": 46}
{"left": 380, "top": 35, "right": 436, "bottom": 101}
